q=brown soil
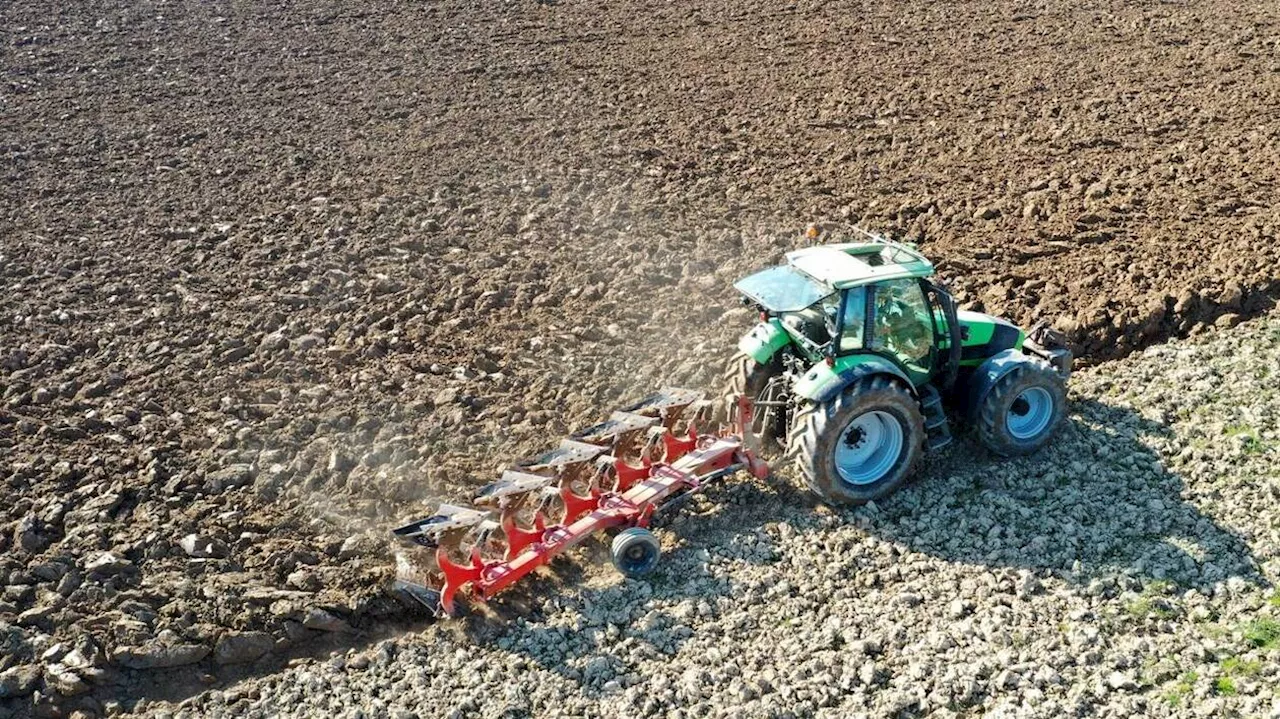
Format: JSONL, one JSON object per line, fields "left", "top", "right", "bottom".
{"left": 2, "top": 0, "right": 1279, "bottom": 714}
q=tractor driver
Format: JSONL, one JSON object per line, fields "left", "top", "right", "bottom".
{"left": 873, "top": 280, "right": 931, "bottom": 362}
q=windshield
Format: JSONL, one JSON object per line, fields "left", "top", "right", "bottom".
{"left": 734, "top": 265, "right": 834, "bottom": 312}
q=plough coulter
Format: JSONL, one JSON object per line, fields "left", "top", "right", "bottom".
{"left": 392, "top": 389, "right": 769, "bottom": 616}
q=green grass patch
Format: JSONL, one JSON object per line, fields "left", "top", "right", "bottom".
{"left": 1268, "top": 594, "right": 1280, "bottom": 609}
{"left": 1221, "top": 657, "right": 1262, "bottom": 677}
{"left": 1163, "top": 671, "right": 1197, "bottom": 706}
{"left": 1125, "top": 596, "right": 1177, "bottom": 619}
{"left": 1243, "top": 617, "right": 1280, "bottom": 649}
{"left": 1224, "top": 423, "right": 1268, "bottom": 455}
{"left": 1201, "top": 622, "right": 1232, "bottom": 640}
{"left": 1212, "top": 655, "right": 1263, "bottom": 697}
{"left": 1224, "top": 423, "right": 1254, "bottom": 438}
{"left": 1125, "top": 581, "right": 1180, "bottom": 619}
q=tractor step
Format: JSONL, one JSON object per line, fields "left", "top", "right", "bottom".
{"left": 918, "top": 384, "right": 953, "bottom": 452}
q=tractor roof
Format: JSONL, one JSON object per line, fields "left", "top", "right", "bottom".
{"left": 785, "top": 241, "right": 934, "bottom": 289}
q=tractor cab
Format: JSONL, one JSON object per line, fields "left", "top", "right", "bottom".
{"left": 734, "top": 241, "right": 961, "bottom": 389}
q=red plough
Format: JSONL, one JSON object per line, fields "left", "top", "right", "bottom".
{"left": 392, "top": 389, "right": 767, "bottom": 616}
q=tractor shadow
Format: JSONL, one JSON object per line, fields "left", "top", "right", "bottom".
{"left": 864, "top": 396, "right": 1268, "bottom": 593}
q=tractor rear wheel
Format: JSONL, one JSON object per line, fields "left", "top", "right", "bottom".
{"left": 721, "top": 352, "right": 787, "bottom": 451}
{"left": 787, "top": 376, "right": 924, "bottom": 504}
{"left": 975, "top": 359, "right": 1066, "bottom": 456}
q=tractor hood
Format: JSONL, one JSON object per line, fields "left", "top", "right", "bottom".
{"left": 734, "top": 265, "right": 834, "bottom": 312}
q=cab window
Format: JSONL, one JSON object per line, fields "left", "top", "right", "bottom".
{"left": 838, "top": 287, "right": 867, "bottom": 352}
{"left": 871, "top": 279, "right": 932, "bottom": 362}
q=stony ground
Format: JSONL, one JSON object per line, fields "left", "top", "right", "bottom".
{"left": 3, "top": 0, "right": 1280, "bottom": 716}
{"left": 114, "top": 312, "right": 1280, "bottom": 719}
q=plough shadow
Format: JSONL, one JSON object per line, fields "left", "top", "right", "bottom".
{"left": 467, "top": 396, "right": 1267, "bottom": 695}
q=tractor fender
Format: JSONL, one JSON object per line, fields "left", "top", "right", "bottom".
{"left": 793, "top": 354, "right": 915, "bottom": 404}
{"left": 737, "top": 319, "right": 791, "bottom": 364}
{"left": 963, "top": 349, "right": 1035, "bottom": 420}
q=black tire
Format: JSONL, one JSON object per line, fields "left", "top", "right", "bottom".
{"left": 610, "top": 527, "right": 661, "bottom": 578}
{"left": 721, "top": 352, "right": 787, "bottom": 451}
{"left": 974, "top": 359, "right": 1066, "bottom": 457}
{"left": 786, "top": 376, "right": 925, "bottom": 505}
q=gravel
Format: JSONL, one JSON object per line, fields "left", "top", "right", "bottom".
{"left": 115, "top": 312, "right": 1280, "bottom": 719}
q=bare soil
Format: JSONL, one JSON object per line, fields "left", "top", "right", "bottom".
{"left": 2, "top": 0, "right": 1279, "bottom": 715}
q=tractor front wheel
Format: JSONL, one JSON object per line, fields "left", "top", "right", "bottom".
{"left": 787, "top": 376, "right": 925, "bottom": 505}
{"left": 975, "top": 359, "right": 1066, "bottom": 456}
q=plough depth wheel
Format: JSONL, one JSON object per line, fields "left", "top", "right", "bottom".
{"left": 611, "top": 527, "right": 661, "bottom": 578}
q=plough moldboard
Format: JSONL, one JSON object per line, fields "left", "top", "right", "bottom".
{"left": 391, "top": 388, "right": 769, "bottom": 616}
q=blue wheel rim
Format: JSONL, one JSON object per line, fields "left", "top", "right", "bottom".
{"left": 1007, "top": 387, "right": 1053, "bottom": 440}
{"left": 614, "top": 530, "right": 659, "bottom": 575}
{"left": 620, "top": 545, "right": 656, "bottom": 574}
{"left": 833, "top": 410, "right": 904, "bottom": 486}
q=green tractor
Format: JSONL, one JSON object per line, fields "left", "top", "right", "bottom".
{"left": 725, "top": 229, "right": 1072, "bottom": 505}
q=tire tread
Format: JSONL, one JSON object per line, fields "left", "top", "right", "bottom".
{"left": 786, "top": 375, "right": 924, "bottom": 504}
{"left": 974, "top": 359, "right": 1065, "bottom": 457}
{"left": 721, "top": 351, "right": 785, "bottom": 449}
